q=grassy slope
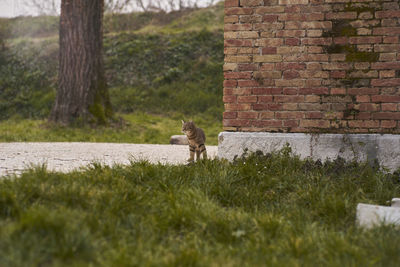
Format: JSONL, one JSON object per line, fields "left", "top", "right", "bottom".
{"left": 1, "top": 152, "right": 400, "bottom": 266}
{"left": 0, "top": 3, "right": 224, "bottom": 143}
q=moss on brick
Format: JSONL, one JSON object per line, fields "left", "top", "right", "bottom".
{"left": 345, "top": 51, "right": 379, "bottom": 62}
{"left": 324, "top": 44, "right": 355, "bottom": 54}
{"left": 323, "top": 20, "right": 357, "bottom": 37}
{"left": 344, "top": 2, "right": 381, "bottom": 15}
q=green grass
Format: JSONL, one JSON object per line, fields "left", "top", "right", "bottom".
{"left": 1, "top": 150, "right": 400, "bottom": 266}
{"left": 0, "top": 112, "right": 221, "bottom": 145}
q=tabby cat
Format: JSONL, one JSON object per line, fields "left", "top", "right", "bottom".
{"left": 181, "top": 120, "right": 207, "bottom": 162}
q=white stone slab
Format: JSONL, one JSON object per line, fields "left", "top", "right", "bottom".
{"left": 218, "top": 132, "right": 400, "bottom": 170}
{"left": 356, "top": 203, "right": 400, "bottom": 228}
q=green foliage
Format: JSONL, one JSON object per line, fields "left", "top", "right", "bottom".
{"left": 105, "top": 29, "right": 223, "bottom": 118}
{"left": 1, "top": 151, "right": 400, "bottom": 266}
{"left": 0, "top": 41, "right": 56, "bottom": 120}
{"left": 0, "top": 5, "right": 224, "bottom": 121}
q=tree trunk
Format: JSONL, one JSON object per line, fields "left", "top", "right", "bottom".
{"left": 50, "top": 0, "right": 112, "bottom": 125}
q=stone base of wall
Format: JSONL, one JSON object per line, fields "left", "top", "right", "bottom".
{"left": 218, "top": 132, "right": 400, "bottom": 171}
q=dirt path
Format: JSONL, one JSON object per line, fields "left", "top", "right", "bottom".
{"left": 0, "top": 143, "right": 218, "bottom": 176}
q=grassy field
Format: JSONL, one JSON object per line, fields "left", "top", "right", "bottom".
{"left": 0, "top": 113, "right": 221, "bottom": 145}
{"left": 1, "top": 150, "right": 400, "bottom": 266}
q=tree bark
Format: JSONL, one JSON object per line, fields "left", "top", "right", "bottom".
{"left": 50, "top": 0, "right": 112, "bottom": 125}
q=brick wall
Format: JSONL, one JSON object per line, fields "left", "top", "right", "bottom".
{"left": 223, "top": 0, "right": 400, "bottom": 133}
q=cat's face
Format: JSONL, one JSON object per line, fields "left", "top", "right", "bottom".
{"left": 182, "top": 120, "right": 195, "bottom": 134}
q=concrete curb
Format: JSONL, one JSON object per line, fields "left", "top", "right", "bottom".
{"left": 218, "top": 132, "right": 400, "bottom": 171}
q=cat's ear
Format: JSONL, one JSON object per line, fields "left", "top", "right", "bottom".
{"left": 181, "top": 120, "right": 185, "bottom": 124}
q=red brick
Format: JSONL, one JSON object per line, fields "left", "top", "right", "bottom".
{"left": 381, "top": 120, "right": 397, "bottom": 128}
{"left": 333, "top": 37, "right": 348, "bottom": 45}
{"left": 262, "top": 47, "right": 277, "bottom": 54}
{"left": 260, "top": 63, "right": 275, "bottom": 71}
{"left": 326, "top": 12, "right": 357, "bottom": 20}
{"left": 224, "top": 72, "right": 252, "bottom": 79}
{"left": 240, "top": 0, "right": 264, "bottom": 6}
{"left": 238, "top": 96, "right": 257, "bottom": 103}
{"left": 223, "top": 112, "right": 237, "bottom": 119}
{"left": 283, "top": 120, "right": 299, "bottom": 127}
{"left": 253, "top": 104, "right": 268, "bottom": 110}
{"left": 375, "top": 10, "right": 400, "bottom": 19}
{"left": 305, "top": 95, "right": 321, "bottom": 102}
{"left": 305, "top": 112, "right": 323, "bottom": 119}
{"left": 225, "top": 15, "right": 239, "bottom": 23}
{"left": 358, "top": 103, "right": 379, "bottom": 112}
{"left": 371, "top": 62, "right": 400, "bottom": 70}
{"left": 372, "top": 112, "right": 400, "bottom": 120}
{"left": 225, "top": 7, "right": 253, "bottom": 15}
{"left": 276, "top": 63, "right": 307, "bottom": 70}
{"left": 263, "top": 15, "right": 279, "bottom": 22}
{"left": 356, "top": 95, "right": 370, "bottom": 103}
{"left": 301, "top": 37, "right": 332, "bottom": 45}
{"left": 268, "top": 104, "right": 283, "bottom": 111}
{"left": 371, "top": 79, "right": 400, "bottom": 87}
{"left": 233, "top": 88, "right": 252, "bottom": 95}
{"left": 349, "top": 36, "right": 382, "bottom": 44}
{"left": 301, "top": 21, "right": 332, "bottom": 29}
{"left": 381, "top": 103, "right": 397, "bottom": 111}
{"left": 224, "top": 88, "right": 234, "bottom": 95}
{"left": 299, "top": 87, "right": 329, "bottom": 95}
{"left": 274, "top": 95, "right": 304, "bottom": 102}
{"left": 276, "top": 30, "right": 306, "bottom": 37}
{"left": 374, "top": 44, "right": 400, "bottom": 53}
{"left": 299, "top": 103, "right": 330, "bottom": 111}
{"left": 223, "top": 119, "right": 252, "bottom": 127}
{"left": 224, "top": 39, "right": 252, "bottom": 47}
{"left": 224, "top": 24, "right": 252, "bottom": 31}
{"left": 348, "top": 120, "right": 380, "bottom": 128}
{"left": 285, "top": 6, "right": 301, "bottom": 13}
{"left": 252, "top": 120, "right": 282, "bottom": 127}
{"left": 276, "top": 112, "right": 304, "bottom": 119}
{"left": 300, "top": 120, "right": 330, "bottom": 128}
{"left": 373, "top": 27, "right": 400, "bottom": 36}
{"left": 225, "top": 0, "right": 239, "bottom": 7}
{"left": 223, "top": 95, "right": 237, "bottom": 103}
{"left": 283, "top": 103, "right": 298, "bottom": 110}
{"left": 355, "top": 112, "right": 371, "bottom": 120}
{"left": 330, "top": 71, "right": 346, "bottom": 78}
{"left": 331, "top": 88, "right": 346, "bottom": 95}
{"left": 237, "top": 111, "right": 258, "bottom": 119}
{"left": 258, "top": 96, "right": 273, "bottom": 103}
{"left": 372, "top": 95, "right": 400, "bottom": 103}
{"left": 283, "top": 88, "right": 298, "bottom": 95}
{"left": 238, "top": 80, "right": 260, "bottom": 87}
{"left": 285, "top": 38, "right": 300, "bottom": 46}
{"left": 225, "top": 104, "right": 252, "bottom": 111}
{"left": 283, "top": 70, "right": 300, "bottom": 79}
{"left": 238, "top": 64, "right": 258, "bottom": 71}
{"left": 260, "top": 112, "right": 274, "bottom": 119}
{"left": 347, "top": 88, "right": 379, "bottom": 95}
{"left": 383, "top": 36, "right": 399, "bottom": 44}
{"left": 224, "top": 80, "right": 238, "bottom": 87}
{"left": 253, "top": 88, "right": 282, "bottom": 95}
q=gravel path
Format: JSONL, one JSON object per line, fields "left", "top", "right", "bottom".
{"left": 0, "top": 143, "right": 218, "bottom": 177}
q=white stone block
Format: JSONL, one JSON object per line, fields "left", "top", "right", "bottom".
{"left": 170, "top": 135, "right": 188, "bottom": 145}
{"left": 218, "top": 132, "right": 400, "bottom": 171}
{"left": 391, "top": 198, "right": 400, "bottom": 208}
{"left": 356, "top": 203, "right": 400, "bottom": 228}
